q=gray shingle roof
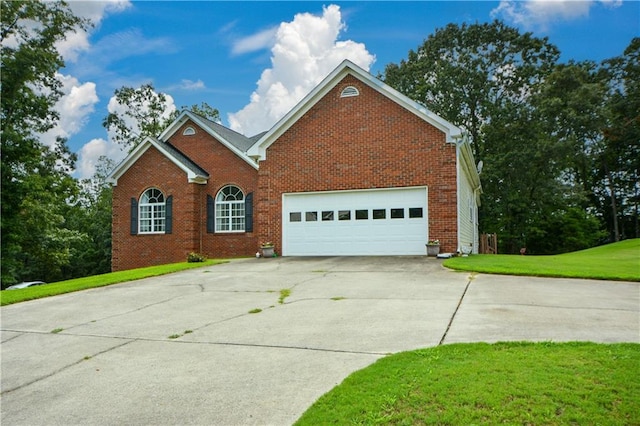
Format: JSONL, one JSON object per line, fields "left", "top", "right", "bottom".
{"left": 194, "top": 114, "right": 260, "bottom": 152}
{"left": 158, "top": 139, "right": 209, "bottom": 178}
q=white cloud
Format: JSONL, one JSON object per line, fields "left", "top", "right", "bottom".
{"left": 165, "top": 79, "right": 206, "bottom": 92}
{"left": 58, "top": 0, "right": 132, "bottom": 62}
{"left": 232, "top": 26, "right": 278, "bottom": 55}
{"left": 228, "top": 4, "right": 375, "bottom": 136}
{"left": 76, "top": 138, "right": 127, "bottom": 179}
{"left": 39, "top": 74, "right": 99, "bottom": 147}
{"left": 491, "top": 0, "right": 622, "bottom": 30}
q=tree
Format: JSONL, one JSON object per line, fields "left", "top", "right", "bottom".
{"left": 64, "top": 156, "right": 116, "bottom": 278}
{"left": 382, "top": 21, "right": 579, "bottom": 253}
{"left": 383, "top": 20, "right": 559, "bottom": 162}
{"left": 102, "top": 84, "right": 176, "bottom": 151}
{"left": 600, "top": 38, "right": 640, "bottom": 241}
{"left": 103, "top": 83, "right": 220, "bottom": 151}
{"left": 1, "top": 1, "right": 89, "bottom": 286}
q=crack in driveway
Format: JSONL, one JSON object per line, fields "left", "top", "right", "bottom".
{"left": 0, "top": 339, "right": 135, "bottom": 396}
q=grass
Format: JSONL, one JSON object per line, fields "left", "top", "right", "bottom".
{"left": 278, "top": 288, "right": 291, "bottom": 304}
{"left": 295, "top": 341, "right": 640, "bottom": 425}
{"left": 0, "top": 259, "right": 226, "bottom": 306}
{"left": 444, "top": 239, "right": 640, "bottom": 281}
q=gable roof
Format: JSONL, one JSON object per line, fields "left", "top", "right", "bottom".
{"left": 107, "top": 136, "right": 209, "bottom": 186}
{"left": 160, "top": 110, "right": 258, "bottom": 169}
{"left": 247, "top": 59, "right": 464, "bottom": 161}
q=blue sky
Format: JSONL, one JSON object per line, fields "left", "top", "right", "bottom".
{"left": 48, "top": 1, "right": 639, "bottom": 178}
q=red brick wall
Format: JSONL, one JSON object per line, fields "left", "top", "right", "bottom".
{"left": 112, "top": 124, "right": 259, "bottom": 271}
{"left": 168, "top": 121, "right": 259, "bottom": 259}
{"left": 257, "top": 74, "right": 459, "bottom": 253}
{"left": 112, "top": 146, "right": 200, "bottom": 271}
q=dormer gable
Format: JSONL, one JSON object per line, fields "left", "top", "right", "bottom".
{"left": 107, "top": 136, "right": 209, "bottom": 186}
{"left": 160, "top": 111, "right": 258, "bottom": 170}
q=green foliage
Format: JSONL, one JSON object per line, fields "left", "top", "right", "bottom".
{"left": 0, "top": 259, "right": 226, "bottom": 306}
{"left": 599, "top": 38, "right": 640, "bottom": 241}
{"left": 383, "top": 20, "right": 559, "bottom": 161}
{"left": 102, "top": 84, "right": 176, "bottom": 151}
{"left": 296, "top": 342, "right": 640, "bottom": 425}
{"left": 384, "top": 22, "right": 638, "bottom": 252}
{"left": 181, "top": 102, "right": 220, "bottom": 123}
{"left": 187, "top": 252, "right": 207, "bottom": 263}
{"left": 1, "top": 1, "right": 90, "bottom": 287}
{"left": 278, "top": 288, "right": 291, "bottom": 304}
{"left": 444, "top": 239, "right": 640, "bottom": 281}
{"left": 103, "top": 82, "right": 221, "bottom": 152}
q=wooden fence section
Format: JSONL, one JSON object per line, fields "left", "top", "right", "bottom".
{"left": 480, "top": 233, "right": 498, "bottom": 254}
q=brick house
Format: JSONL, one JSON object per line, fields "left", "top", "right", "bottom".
{"left": 108, "top": 60, "right": 482, "bottom": 271}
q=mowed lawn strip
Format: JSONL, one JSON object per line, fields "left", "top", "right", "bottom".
{"left": 0, "top": 259, "right": 226, "bottom": 306}
{"left": 295, "top": 342, "right": 640, "bottom": 425}
{"left": 443, "top": 239, "right": 640, "bottom": 281}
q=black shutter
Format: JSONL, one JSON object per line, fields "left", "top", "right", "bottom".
{"left": 165, "top": 195, "right": 173, "bottom": 234}
{"left": 130, "top": 198, "right": 138, "bottom": 235}
{"left": 245, "top": 192, "right": 253, "bottom": 232}
{"left": 207, "top": 195, "right": 215, "bottom": 233}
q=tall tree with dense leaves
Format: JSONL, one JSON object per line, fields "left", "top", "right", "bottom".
{"left": 600, "top": 38, "right": 640, "bottom": 241}
{"left": 383, "top": 20, "right": 559, "bottom": 162}
{"left": 1, "top": 1, "right": 89, "bottom": 286}
{"left": 383, "top": 21, "right": 570, "bottom": 253}
{"left": 64, "top": 156, "right": 116, "bottom": 278}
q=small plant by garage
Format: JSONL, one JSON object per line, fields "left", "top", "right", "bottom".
{"left": 187, "top": 252, "right": 207, "bottom": 263}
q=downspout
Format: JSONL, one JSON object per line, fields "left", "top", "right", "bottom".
{"left": 199, "top": 184, "right": 203, "bottom": 254}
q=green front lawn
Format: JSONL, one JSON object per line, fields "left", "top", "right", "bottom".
{"left": 296, "top": 342, "right": 640, "bottom": 425}
{"left": 0, "top": 259, "right": 226, "bottom": 306}
{"left": 444, "top": 239, "right": 640, "bottom": 281}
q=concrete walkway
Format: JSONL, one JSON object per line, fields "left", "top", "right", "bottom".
{"left": 2, "top": 257, "right": 638, "bottom": 425}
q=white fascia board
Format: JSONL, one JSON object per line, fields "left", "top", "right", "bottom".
{"left": 247, "top": 63, "right": 351, "bottom": 160}
{"left": 107, "top": 139, "right": 152, "bottom": 186}
{"left": 457, "top": 137, "right": 482, "bottom": 201}
{"left": 161, "top": 110, "right": 258, "bottom": 170}
{"left": 248, "top": 59, "right": 463, "bottom": 160}
{"left": 107, "top": 137, "right": 208, "bottom": 186}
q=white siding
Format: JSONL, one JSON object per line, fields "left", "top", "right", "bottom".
{"left": 457, "top": 156, "right": 479, "bottom": 254}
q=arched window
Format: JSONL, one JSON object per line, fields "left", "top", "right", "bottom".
{"left": 183, "top": 126, "right": 196, "bottom": 136}
{"left": 216, "top": 185, "right": 245, "bottom": 232}
{"left": 340, "top": 85, "right": 359, "bottom": 98}
{"left": 139, "top": 188, "right": 166, "bottom": 233}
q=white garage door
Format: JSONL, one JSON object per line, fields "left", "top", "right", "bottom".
{"left": 282, "top": 187, "right": 428, "bottom": 256}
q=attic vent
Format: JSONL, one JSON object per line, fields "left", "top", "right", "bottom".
{"left": 340, "top": 86, "right": 359, "bottom": 98}
{"left": 183, "top": 126, "right": 196, "bottom": 136}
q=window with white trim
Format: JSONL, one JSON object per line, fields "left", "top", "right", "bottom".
{"left": 139, "top": 188, "right": 165, "bottom": 233}
{"left": 340, "top": 85, "right": 359, "bottom": 98}
{"left": 216, "top": 185, "right": 245, "bottom": 232}
{"left": 183, "top": 126, "right": 196, "bottom": 136}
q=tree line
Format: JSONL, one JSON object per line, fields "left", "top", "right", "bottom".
{"left": 383, "top": 22, "right": 638, "bottom": 254}
{"left": 1, "top": 1, "right": 637, "bottom": 287}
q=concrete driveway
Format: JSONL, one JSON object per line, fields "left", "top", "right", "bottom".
{"left": 2, "top": 257, "right": 638, "bottom": 425}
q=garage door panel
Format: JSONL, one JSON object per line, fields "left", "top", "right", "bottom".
{"left": 283, "top": 188, "right": 428, "bottom": 256}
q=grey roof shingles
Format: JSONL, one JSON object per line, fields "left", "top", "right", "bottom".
{"left": 154, "top": 112, "right": 266, "bottom": 178}
{"left": 195, "top": 114, "right": 263, "bottom": 152}
{"left": 157, "top": 139, "right": 210, "bottom": 178}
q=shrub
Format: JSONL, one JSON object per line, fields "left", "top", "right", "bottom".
{"left": 187, "top": 252, "right": 206, "bottom": 263}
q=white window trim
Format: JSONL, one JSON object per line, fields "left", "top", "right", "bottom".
{"left": 183, "top": 126, "right": 196, "bottom": 136}
{"left": 340, "top": 85, "right": 359, "bottom": 98}
{"left": 215, "top": 185, "right": 245, "bottom": 233}
{"left": 139, "top": 188, "right": 166, "bottom": 234}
